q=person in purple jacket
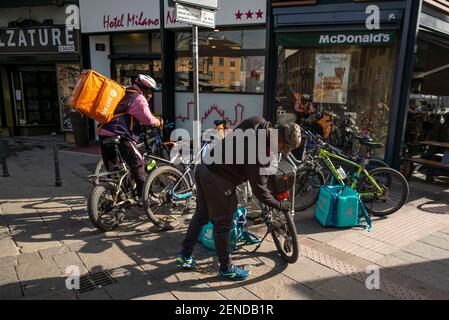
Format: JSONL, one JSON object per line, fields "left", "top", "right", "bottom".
{"left": 98, "top": 74, "right": 162, "bottom": 199}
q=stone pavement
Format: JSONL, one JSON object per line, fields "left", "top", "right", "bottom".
{"left": 1, "top": 136, "right": 449, "bottom": 300}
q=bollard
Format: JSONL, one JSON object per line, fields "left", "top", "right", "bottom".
{"left": 52, "top": 132, "right": 62, "bottom": 187}
{"left": 0, "top": 135, "right": 10, "bottom": 177}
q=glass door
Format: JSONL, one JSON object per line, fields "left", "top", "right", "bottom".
{"left": 11, "top": 66, "right": 59, "bottom": 127}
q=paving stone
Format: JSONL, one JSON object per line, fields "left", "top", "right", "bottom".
{"left": 75, "top": 241, "right": 138, "bottom": 272}
{"left": 21, "top": 289, "right": 77, "bottom": 300}
{"left": 104, "top": 274, "right": 173, "bottom": 300}
{"left": 280, "top": 257, "right": 341, "bottom": 290}
{"left": 171, "top": 283, "right": 225, "bottom": 300}
{"left": 16, "top": 258, "right": 65, "bottom": 297}
{"left": 311, "top": 243, "right": 354, "bottom": 262}
{"left": 53, "top": 252, "right": 89, "bottom": 276}
{"left": 243, "top": 265, "right": 324, "bottom": 300}
{"left": 418, "top": 234, "right": 449, "bottom": 252}
{"left": 13, "top": 232, "right": 62, "bottom": 254}
{"left": 39, "top": 245, "right": 71, "bottom": 259}
{"left": 402, "top": 241, "right": 449, "bottom": 266}
{"left": 17, "top": 252, "right": 42, "bottom": 265}
{"left": 132, "top": 291, "right": 177, "bottom": 300}
{"left": 0, "top": 282, "right": 23, "bottom": 300}
{"left": 314, "top": 276, "right": 396, "bottom": 300}
{"left": 77, "top": 288, "right": 112, "bottom": 300}
{"left": 0, "top": 237, "right": 19, "bottom": 258}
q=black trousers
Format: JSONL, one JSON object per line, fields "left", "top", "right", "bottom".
{"left": 100, "top": 137, "right": 146, "bottom": 196}
{"left": 182, "top": 163, "right": 238, "bottom": 270}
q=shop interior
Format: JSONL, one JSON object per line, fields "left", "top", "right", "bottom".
{"left": 275, "top": 33, "right": 398, "bottom": 158}
{"left": 403, "top": 33, "right": 449, "bottom": 182}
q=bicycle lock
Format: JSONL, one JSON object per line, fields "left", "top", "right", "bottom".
{"left": 0, "top": 134, "right": 10, "bottom": 177}
{"left": 52, "top": 132, "right": 62, "bottom": 187}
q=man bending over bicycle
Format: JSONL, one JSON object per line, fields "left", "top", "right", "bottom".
{"left": 177, "top": 116, "right": 302, "bottom": 281}
{"left": 98, "top": 74, "right": 162, "bottom": 200}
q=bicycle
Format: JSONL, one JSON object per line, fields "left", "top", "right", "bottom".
{"left": 93, "top": 123, "right": 175, "bottom": 178}
{"left": 141, "top": 120, "right": 231, "bottom": 230}
{"left": 295, "top": 131, "right": 409, "bottom": 216}
{"left": 87, "top": 136, "right": 143, "bottom": 231}
{"left": 293, "top": 131, "right": 388, "bottom": 212}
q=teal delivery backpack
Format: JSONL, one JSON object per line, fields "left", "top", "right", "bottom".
{"left": 198, "top": 207, "right": 261, "bottom": 252}
{"left": 314, "top": 185, "right": 372, "bottom": 231}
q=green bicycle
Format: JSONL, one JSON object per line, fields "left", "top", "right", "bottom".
{"left": 301, "top": 131, "right": 409, "bottom": 216}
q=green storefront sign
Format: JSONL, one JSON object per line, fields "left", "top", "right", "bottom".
{"left": 277, "top": 31, "right": 397, "bottom": 47}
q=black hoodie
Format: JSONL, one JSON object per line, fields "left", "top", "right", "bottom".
{"left": 207, "top": 116, "right": 285, "bottom": 210}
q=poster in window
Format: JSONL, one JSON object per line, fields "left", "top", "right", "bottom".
{"left": 313, "top": 54, "right": 351, "bottom": 104}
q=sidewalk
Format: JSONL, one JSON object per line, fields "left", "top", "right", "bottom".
{"left": 1, "top": 138, "right": 449, "bottom": 300}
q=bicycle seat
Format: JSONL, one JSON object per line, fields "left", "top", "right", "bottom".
{"left": 356, "top": 136, "right": 384, "bottom": 149}
{"left": 214, "top": 119, "right": 227, "bottom": 127}
{"left": 102, "top": 136, "right": 121, "bottom": 146}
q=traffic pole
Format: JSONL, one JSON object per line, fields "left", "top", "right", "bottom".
{"left": 52, "top": 132, "right": 62, "bottom": 187}
{"left": 0, "top": 134, "right": 9, "bottom": 177}
{"left": 192, "top": 25, "right": 201, "bottom": 157}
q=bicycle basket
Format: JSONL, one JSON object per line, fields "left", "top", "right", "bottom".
{"left": 267, "top": 161, "right": 296, "bottom": 194}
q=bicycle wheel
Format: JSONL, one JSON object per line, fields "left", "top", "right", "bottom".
{"left": 142, "top": 166, "right": 193, "bottom": 230}
{"left": 87, "top": 183, "right": 125, "bottom": 232}
{"left": 294, "top": 169, "right": 325, "bottom": 212}
{"left": 357, "top": 167, "right": 409, "bottom": 216}
{"left": 271, "top": 209, "right": 299, "bottom": 264}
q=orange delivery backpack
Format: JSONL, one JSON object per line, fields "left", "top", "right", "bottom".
{"left": 68, "top": 69, "right": 127, "bottom": 123}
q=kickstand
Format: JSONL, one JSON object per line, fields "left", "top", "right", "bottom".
{"left": 251, "top": 229, "right": 270, "bottom": 253}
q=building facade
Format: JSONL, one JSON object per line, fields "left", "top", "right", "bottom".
{"left": 1, "top": 0, "right": 448, "bottom": 169}
{"left": 0, "top": 1, "right": 82, "bottom": 139}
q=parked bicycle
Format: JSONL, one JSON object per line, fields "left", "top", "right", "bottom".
{"left": 294, "top": 130, "right": 409, "bottom": 216}
{"left": 293, "top": 130, "right": 389, "bottom": 212}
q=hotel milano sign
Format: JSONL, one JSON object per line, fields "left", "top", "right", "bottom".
{"left": 0, "top": 26, "right": 79, "bottom": 54}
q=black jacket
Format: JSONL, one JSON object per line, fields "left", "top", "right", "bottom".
{"left": 207, "top": 116, "right": 284, "bottom": 210}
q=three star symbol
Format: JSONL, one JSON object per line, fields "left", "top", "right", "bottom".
{"left": 235, "top": 9, "right": 264, "bottom": 20}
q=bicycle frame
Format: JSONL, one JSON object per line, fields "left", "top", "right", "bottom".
{"left": 318, "top": 148, "right": 383, "bottom": 198}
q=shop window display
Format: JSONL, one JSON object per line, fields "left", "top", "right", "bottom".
{"left": 276, "top": 42, "right": 398, "bottom": 157}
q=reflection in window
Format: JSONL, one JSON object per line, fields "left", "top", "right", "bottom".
{"left": 175, "top": 29, "right": 266, "bottom": 94}
{"left": 276, "top": 45, "right": 397, "bottom": 157}
{"left": 115, "top": 62, "right": 162, "bottom": 87}
{"left": 175, "top": 56, "right": 265, "bottom": 93}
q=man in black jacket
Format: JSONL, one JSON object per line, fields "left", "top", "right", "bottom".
{"left": 176, "top": 116, "right": 302, "bottom": 281}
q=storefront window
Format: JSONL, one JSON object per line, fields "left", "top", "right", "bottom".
{"left": 405, "top": 37, "right": 449, "bottom": 156}
{"left": 276, "top": 32, "right": 398, "bottom": 156}
{"left": 57, "top": 64, "right": 81, "bottom": 131}
{"left": 115, "top": 62, "right": 162, "bottom": 86}
{"left": 112, "top": 32, "right": 161, "bottom": 54}
{"left": 175, "top": 29, "right": 266, "bottom": 93}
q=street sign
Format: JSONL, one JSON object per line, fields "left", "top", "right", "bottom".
{"left": 175, "top": 3, "right": 216, "bottom": 28}
{"left": 174, "top": 0, "right": 219, "bottom": 10}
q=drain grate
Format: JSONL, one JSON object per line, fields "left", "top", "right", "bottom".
{"left": 77, "top": 270, "right": 117, "bottom": 294}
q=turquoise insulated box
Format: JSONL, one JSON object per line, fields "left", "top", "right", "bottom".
{"left": 198, "top": 207, "right": 246, "bottom": 252}
{"left": 314, "top": 185, "right": 363, "bottom": 228}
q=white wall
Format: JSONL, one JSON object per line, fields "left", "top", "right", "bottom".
{"left": 175, "top": 92, "right": 264, "bottom": 135}
{"left": 88, "top": 35, "right": 111, "bottom": 77}
{"left": 0, "top": 6, "right": 70, "bottom": 27}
